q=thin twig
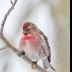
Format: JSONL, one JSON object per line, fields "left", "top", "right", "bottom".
{"left": 1, "top": 0, "right": 17, "bottom": 33}
{"left": 10, "top": 0, "right": 14, "bottom": 4}
{"left": 0, "top": 46, "right": 7, "bottom": 51}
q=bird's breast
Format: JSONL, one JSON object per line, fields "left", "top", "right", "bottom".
{"left": 20, "top": 35, "right": 41, "bottom": 50}
{"left": 19, "top": 35, "right": 42, "bottom": 60}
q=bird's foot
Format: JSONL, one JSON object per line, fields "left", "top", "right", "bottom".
{"left": 17, "top": 51, "right": 25, "bottom": 57}
{"left": 31, "top": 61, "right": 38, "bottom": 70}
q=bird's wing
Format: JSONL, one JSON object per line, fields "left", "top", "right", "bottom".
{"left": 39, "top": 31, "right": 51, "bottom": 62}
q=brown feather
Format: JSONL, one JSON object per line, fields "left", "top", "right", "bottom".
{"left": 39, "top": 31, "right": 51, "bottom": 62}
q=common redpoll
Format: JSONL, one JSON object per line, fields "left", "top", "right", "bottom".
{"left": 19, "top": 22, "right": 55, "bottom": 71}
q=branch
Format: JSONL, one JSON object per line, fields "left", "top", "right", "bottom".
{"left": 1, "top": 0, "right": 17, "bottom": 34}
{"left": 0, "top": 46, "right": 7, "bottom": 51}
{"left": 0, "top": 0, "right": 48, "bottom": 72}
{"left": 0, "top": 35, "right": 47, "bottom": 72}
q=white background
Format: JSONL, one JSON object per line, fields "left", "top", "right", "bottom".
{"left": 0, "top": 0, "right": 70, "bottom": 72}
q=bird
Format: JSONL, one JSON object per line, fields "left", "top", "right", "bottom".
{"left": 19, "top": 22, "right": 55, "bottom": 71}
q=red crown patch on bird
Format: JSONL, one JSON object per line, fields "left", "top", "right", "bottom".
{"left": 23, "top": 23, "right": 28, "bottom": 30}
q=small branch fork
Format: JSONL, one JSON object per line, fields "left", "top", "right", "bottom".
{"left": 0, "top": 46, "right": 7, "bottom": 51}
{"left": 10, "top": 0, "right": 14, "bottom": 4}
{"left": 0, "top": 0, "right": 47, "bottom": 72}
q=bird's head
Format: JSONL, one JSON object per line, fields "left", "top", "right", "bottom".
{"left": 22, "top": 22, "right": 39, "bottom": 36}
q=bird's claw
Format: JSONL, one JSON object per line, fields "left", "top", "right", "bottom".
{"left": 17, "top": 52, "right": 25, "bottom": 57}
{"left": 32, "top": 61, "right": 37, "bottom": 65}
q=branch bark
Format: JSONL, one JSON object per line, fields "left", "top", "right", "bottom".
{"left": 0, "top": 0, "right": 48, "bottom": 72}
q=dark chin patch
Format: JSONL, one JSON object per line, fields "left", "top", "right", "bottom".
{"left": 24, "top": 33, "right": 27, "bottom": 35}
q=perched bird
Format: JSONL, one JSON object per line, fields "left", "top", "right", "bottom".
{"left": 19, "top": 22, "right": 55, "bottom": 71}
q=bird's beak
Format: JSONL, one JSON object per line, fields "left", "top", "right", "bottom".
{"left": 23, "top": 30, "right": 28, "bottom": 35}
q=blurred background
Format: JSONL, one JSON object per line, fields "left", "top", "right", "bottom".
{"left": 0, "top": 0, "right": 70, "bottom": 72}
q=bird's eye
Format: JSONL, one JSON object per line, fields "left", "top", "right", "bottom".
{"left": 28, "top": 29, "right": 30, "bottom": 31}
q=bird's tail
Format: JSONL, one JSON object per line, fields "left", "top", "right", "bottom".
{"left": 43, "top": 58, "right": 55, "bottom": 71}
